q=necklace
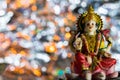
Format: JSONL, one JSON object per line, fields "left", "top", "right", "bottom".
{"left": 84, "top": 34, "right": 96, "bottom": 53}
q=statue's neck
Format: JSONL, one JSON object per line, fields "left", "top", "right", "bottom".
{"left": 85, "top": 31, "right": 96, "bottom": 36}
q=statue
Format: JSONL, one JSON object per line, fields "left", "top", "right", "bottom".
{"left": 69, "top": 6, "right": 118, "bottom": 80}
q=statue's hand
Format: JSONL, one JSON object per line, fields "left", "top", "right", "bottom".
{"left": 104, "top": 53, "right": 111, "bottom": 57}
{"left": 98, "top": 50, "right": 111, "bottom": 58}
{"left": 86, "top": 55, "right": 92, "bottom": 65}
{"left": 74, "top": 38, "right": 82, "bottom": 50}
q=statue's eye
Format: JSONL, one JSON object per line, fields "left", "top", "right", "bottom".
{"left": 87, "top": 23, "right": 90, "bottom": 26}
{"left": 92, "top": 23, "right": 94, "bottom": 25}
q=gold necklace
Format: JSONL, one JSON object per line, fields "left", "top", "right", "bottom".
{"left": 85, "top": 34, "right": 96, "bottom": 53}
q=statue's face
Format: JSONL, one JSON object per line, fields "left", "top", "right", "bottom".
{"left": 84, "top": 20, "right": 97, "bottom": 33}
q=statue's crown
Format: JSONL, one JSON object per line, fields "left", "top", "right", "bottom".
{"left": 88, "top": 5, "right": 94, "bottom": 14}
{"left": 82, "top": 5, "right": 98, "bottom": 24}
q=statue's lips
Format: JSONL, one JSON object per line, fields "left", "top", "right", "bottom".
{"left": 89, "top": 26, "right": 93, "bottom": 29}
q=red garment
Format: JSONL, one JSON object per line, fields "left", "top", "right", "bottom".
{"left": 99, "top": 58, "right": 116, "bottom": 75}
{"left": 73, "top": 53, "right": 90, "bottom": 74}
{"left": 71, "top": 52, "right": 116, "bottom": 78}
{"left": 71, "top": 53, "right": 90, "bottom": 77}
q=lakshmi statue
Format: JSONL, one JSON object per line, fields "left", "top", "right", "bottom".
{"left": 69, "top": 6, "right": 118, "bottom": 80}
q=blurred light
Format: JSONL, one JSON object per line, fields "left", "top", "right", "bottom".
{"left": 81, "top": 1, "right": 87, "bottom": 8}
{"left": 75, "top": 0, "right": 81, "bottom": 4}
{"left": 49, "top": 46, "right": 55, "bottom": 52}
{"left": 0, "top": 58, "right": 4, "bottom": 63}
{"left": 65, "top": 67, "right": 71, "bottom": 73}
{"left": 34, "top": 42, "right": 44, "bottom": 51}
{"left": 117, "top": 38, "right": 120, "bottom": 44}
{"left": 41, "top": 20, "right": 46, "bottom": 26}
{"left": 56, "top": 41, "right": 63, "bottom": 48}
{"left": 31, "top": 5, "right": 37, "bottom": 11}
{"left": 58, "top": 19, "right": 64, "bottom": 27}
{"left": 7, "top": 24, "right": 16, "bottom": 31}
{"left": 109, "top": 10, "right": 117, "bottom": 17}
{"left": 54, "top": 5, "right": 61, "bottom": 15}
{"left": 0, "top": 10, "right": 6, "bottom": 16}
{"left": 65, "top": 32, "right": 71, "bottom": 40}
{"left": 58, "top": 69, "right": 64, "bottom": 76}
{"left": 18, "top": 0, "right": 33, "bottom": 8}
{"left": 60, "top": 0, "right": 69, "bottom": 7}
{"left": 41, "top": 31, "right": 47, "bottom": 36}
{"left": 61, "top": 50, "right": 67, "bottom": 59}
{"left": 47, "top": 22, "right": 56, "bottom": 28}
{"left": 19, "top": 68, "right": 25, "bottom": 74}
{"left": 69, "top": 5, "right": 77, "bottom": 10}
{"left": 41, "top": 67, "right": 47, "bottom": 72}
{"left": 14, "top": 60, "right": 20, "bottom": 66}
{"left": 47, "top": 36, "right": 53, "bottom": 41}
{"left": 103, "top": 3, "right": 120, "bottom": 9}
{"left": 55, "top": 18, "right": 64, "bottom": 27}
{"left": 65, "top": 27, "right": 70, "bottom": 32}
{"left": 19, "top": 40, "right": 33, "bottom": 48}
{"left": 4, "top": 56, "right": 13, "bottom": 64}
{"left": 23, "top": 10, "right": 30, "bottom": 17}
{"left": 69, "top": 0, "right": 74, "bottom": 3}
{"left": 67, "top": 53, "right": 72, "bottom": 58}
{"left": 101, "top": 16, "right": 106, "bottom": 22}
{"left": 31, "top": 12, "right": 37, "bottom": 20}
{"left": 111, "top": 54, "right": 120, "bottom": 72}
{"left": 69, "top": 0, "right": 80, "bottom": 4}
{"left": 98, "top": 7, "right": 108, "bottom": 15}
{"left": 24, "top": 20, "right": 30, "bottom": 25}
{"left": 17, "top": 54, "right": 22, "bottom": 57}
{"left": 19, "top": 51, "right": 27, "bottom": 56}
{"left": 111, "top": 26, "right": 118, "bottom": 36}
{"left": 45, "top": 45, "right": 56, "bottom": 53}
{"left": 20, "top": 62, "right": 26, "bottom": 67}
{"left": 31, "top": 60, "right": 39, "bottom": 69}
{"left": 47, "top": 29, "right": 55, "bottom": 35}
{"left": 36, "top": 33, "right": 42, "bottom": 39}
{"left": 78, "top": 8, "right": 84, "bottom": 14}
{"left": 8, "top": 11, "right": 13, "bottom": 17}
{"left": 29, "top": 54, "right": 35, "bottom": 59}
{"left": 33, "top": 69, "right": 41, "bottom": 77}
{"left": 117, "top": 31, "right": 120, "bottom": 38}
{"left": 53, "top": 35, "right": 61, "bottom": 41}
{"left": 10, "top": 66, "right": 15, "bottom": 71}
{"left": 0, "top": 0, "right": 7, "bottom": 9}
{"left": 63, "top": 41, "right": 68, "bottom": 46}
{"left": 29, "top": 24, "right": 36, "bottom": 30}
{"left": 36, "top": 53, "right": 50, "bottom": 63}
{"left": 111, "top": 26, "right": 117, "bottom": 32}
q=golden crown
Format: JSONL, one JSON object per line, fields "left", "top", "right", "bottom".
{"left": 77, "top": 5, "right": 103, "bottom": 32}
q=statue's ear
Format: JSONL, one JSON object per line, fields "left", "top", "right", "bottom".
{"left": 96, "top": 22, "right": 101, "bottom": 32}
{"left": 96, "top": 22, "right": 100, "bottom": 27}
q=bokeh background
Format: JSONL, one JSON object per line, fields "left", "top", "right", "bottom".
{"left": 0, "top": 0, "right": 120, "bottom": 80}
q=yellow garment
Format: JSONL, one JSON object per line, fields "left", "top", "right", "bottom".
{"left": 100, "top": 39, "right": 106, "bottom": 49}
